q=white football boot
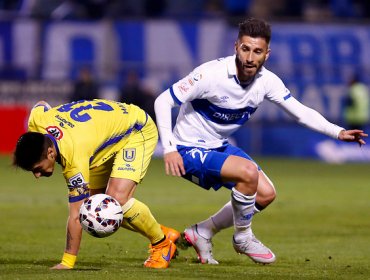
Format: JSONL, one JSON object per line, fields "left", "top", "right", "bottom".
{"left": 233, "top": 234, "right": 276, "bottom": 264}
{"left": 183, "top": 225, "right": 219, "bottom": 264}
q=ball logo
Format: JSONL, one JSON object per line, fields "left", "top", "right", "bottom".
{"left": 46, "top": 126, "right": 63, "bottom": 140}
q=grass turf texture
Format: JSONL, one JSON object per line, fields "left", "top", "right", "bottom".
{"left": 0, "top": 155, "right": 369, "bottom": 279}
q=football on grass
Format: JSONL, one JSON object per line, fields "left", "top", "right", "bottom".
{"left": 79, "top": 194, "right": 123, "bottom": 238}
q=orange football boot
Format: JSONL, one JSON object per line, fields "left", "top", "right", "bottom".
{"left": 144, "top": 238, "right": 177, "bottom": 268}
{"left": 161, "top": 225, "right": 180, "bottom": 244}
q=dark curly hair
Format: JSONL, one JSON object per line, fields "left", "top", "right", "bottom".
{"left": 13, "top": 132, "right": 53, "bottom": 171}
{"left": 238, "top": 18, "right": 271, "bottom": 45}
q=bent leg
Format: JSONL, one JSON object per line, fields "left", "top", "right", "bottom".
{"left": 195, "top": 168, "right": 276, "bottom": 238}
{"left": 219, "top": 155, "right": 258, "bottom": 243}
{"left": 255, "top": 170, "right": 276, "bottom": 211}
{"left": 106, "top": 177, "right": 164, "bottom": 244}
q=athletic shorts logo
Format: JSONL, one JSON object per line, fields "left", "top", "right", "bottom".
{"left": 46, "top": 126, "right": 63, "bottom": 140}
{"left": 123, "top": 148, "right": 136, "bottom": 162}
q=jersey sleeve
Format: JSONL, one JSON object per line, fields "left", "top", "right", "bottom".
{"left": 264, "top": 72, "right": 292, "bottom": 104}
{"left": 28, "top": 101, "right": 52, "bottom": 132}
{"left": 263, "top": 72, "right": 344, "bottom": 139}
{"left": 278, "top": 97, "right": 344, "bottom": 139}
{"left": 63, "top": 161, "right": 90, "bottom": 203}
{"left": 169, "top": 66, "right": 208, "bottom": 105}
{"left": 28, "top": 106, "right": 46, "bottom": 132}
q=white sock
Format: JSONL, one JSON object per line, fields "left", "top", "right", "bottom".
{"left": 231, "top": 187, "right": 255, "bottom": 243}
{"left": 254, "top": 205, "right": 261, "bottom": 214}
{"left": 196, "top": 201, "right": 233, "bottom": 239}
{"left": 210, "top": 201, "right": 233, "bottom": 231}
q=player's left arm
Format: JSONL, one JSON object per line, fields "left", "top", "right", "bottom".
{"left": 279, "top": 97, "right": 368, "bottom": 145}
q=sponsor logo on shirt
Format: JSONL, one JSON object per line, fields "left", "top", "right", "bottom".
{"left": 213, "top": 111, "right": 250, "bottom": 121}
{"left": 68, "top": 172, "right": 85, "bottom": 187}
{"left": 68, "top": 175, "right": 89, "bottom": 202}
{"left": 46, "top": 126, "right": 63, "bottom": 140}
{"left": 55, "top": 115, "right": 75, "bottom": 128}
{"left": 178, "top": 81, "right": 191, "bottom": 94}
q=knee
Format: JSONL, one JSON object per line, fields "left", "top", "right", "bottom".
{"left": 238, "top": 162, "right": 259, "bottom": 186}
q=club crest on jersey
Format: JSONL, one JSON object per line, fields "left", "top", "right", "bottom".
{"left": 123, "top": 148, "right": 136, "bottom": 162}
{"left": 192, "top": 72, "right": 202, "bottom": 81}
{"left": 46, "top": 126, "right": 63, "bottom": 140}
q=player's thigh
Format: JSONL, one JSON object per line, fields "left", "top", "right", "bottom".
{"left": 89, "top": 157, "right": 114, "bottom": 190}
{"left": 111, "top": 122, "right": 158, "bottom": 184}
{"left": 220, "top": 155, "right": 259, "bottom": 183}
{"left": 106, "top": 177, "right": 137, "bottom": 205}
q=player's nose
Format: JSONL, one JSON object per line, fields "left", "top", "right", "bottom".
{"left": 246, "top": 51, "right": 254, "bottom": 62}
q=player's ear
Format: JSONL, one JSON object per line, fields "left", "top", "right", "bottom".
{"left": 47, "top": 147, "right": 54, "bottom": 160}
{"left": 265, "top": 48, "right": 271, "bottom": 61}
{"left": 234, "top": 41, "right": 238, "bottom": 53}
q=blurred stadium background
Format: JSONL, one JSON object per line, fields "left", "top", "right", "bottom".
{"left": 1, "top": 0, "right": 370, "bottom": 162}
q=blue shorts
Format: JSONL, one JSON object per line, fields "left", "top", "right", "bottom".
{"left": 177, "top": 143, "right": 259, "bottom": 191}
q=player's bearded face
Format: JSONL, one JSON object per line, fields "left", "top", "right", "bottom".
{"left": 235, "top": 36, "right": 270, "bottom": 82}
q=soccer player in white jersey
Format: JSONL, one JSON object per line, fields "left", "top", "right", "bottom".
{"left": 154, "top": 18, "right": 367, "bottom": 265}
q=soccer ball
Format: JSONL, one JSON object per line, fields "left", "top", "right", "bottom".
{"left": 79, "top": 194, "right": 123, "bottom": 238}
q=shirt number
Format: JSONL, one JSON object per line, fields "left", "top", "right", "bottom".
{"left": 57, "top": 100, "right": 113, "bottom": 122}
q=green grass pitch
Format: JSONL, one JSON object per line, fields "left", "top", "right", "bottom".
{"left": 1, "top": 155, "right": 369, "bottom": 279}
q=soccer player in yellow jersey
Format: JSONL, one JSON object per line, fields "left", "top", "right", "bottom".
{"left": 13, "top": 99, "right": 180, "bottom": 269}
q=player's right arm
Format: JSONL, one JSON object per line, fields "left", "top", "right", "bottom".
{"left": 155, "top": 67, "right": 207, "bottom": 176}
{"left": 51, "top": 168, "right": 89, "bottom": 270}
{"left": 51, "top": 200, "right": 84, "bottom": 270}
{"left": 154, "top": 89, "right": 185, "bottom": 177}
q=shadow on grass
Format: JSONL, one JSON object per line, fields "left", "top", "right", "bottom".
{"left": 0, "top": 257, "right": 144, "bottom": 270}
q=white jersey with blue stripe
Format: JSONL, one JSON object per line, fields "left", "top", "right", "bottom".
{"left": 156, "top": 55, "right": 343, "bottom": 153}
{"left": 169, "top": 55, "right": 291, "bottom": 149}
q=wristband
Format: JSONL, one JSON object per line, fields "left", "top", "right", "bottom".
{"left": 61, "top": 252, "right": 76, "bottom": 268}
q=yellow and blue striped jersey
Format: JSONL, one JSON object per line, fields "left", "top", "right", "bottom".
{"left": 28, "top": 99, "right": 149, "bottom": 201}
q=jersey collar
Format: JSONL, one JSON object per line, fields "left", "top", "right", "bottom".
{"left": 227, "top": 55, "right": 237, "bottom": 77}
{"left": 45, "top": 134, "right": 61, "bottom": 164}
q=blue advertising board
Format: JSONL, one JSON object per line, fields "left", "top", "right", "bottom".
{"left": 0, "top": 19, "right": 369, "bottom": 160}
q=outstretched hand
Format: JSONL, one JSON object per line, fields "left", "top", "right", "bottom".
{"left": 338, "top": 129, "right": 368, "bottom": 146}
